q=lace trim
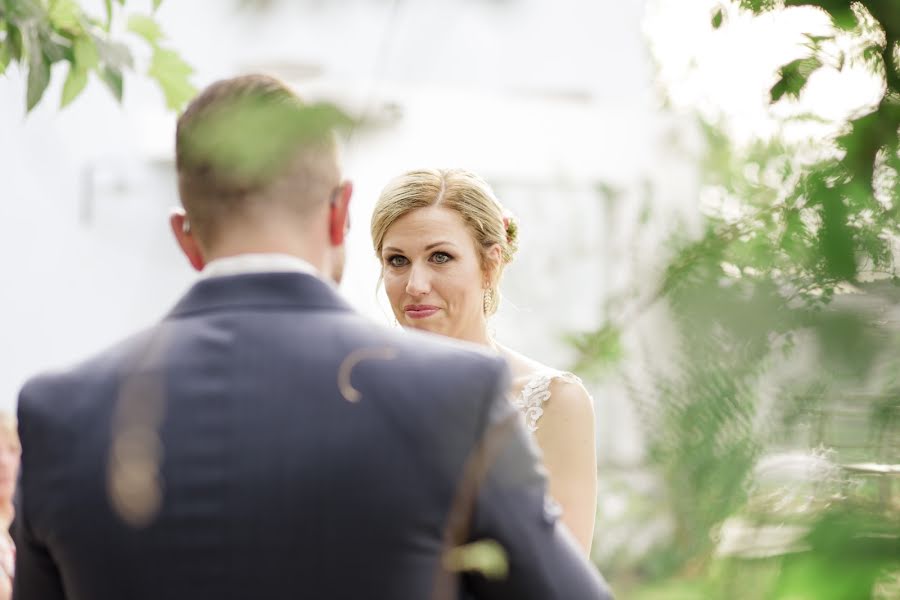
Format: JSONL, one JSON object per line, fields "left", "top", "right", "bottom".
{"left": 511, "top": 371, "right": 582, "bottom": 433}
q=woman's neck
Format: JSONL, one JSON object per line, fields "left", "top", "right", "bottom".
{"left": 463, "top": 324, "right": 496, "bottom": 350}
{"left": 442, "top": 319, "right": 502, "bottom": 354}
{"left": 473, "top": 331, "right": 510, "bottom": 365}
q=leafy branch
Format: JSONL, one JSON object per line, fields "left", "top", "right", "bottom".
{"left": 584, "top": 2, "right": 900, "bottom": 589}
{"left": 0, "top": 0, "right": 194, "bottom": 112}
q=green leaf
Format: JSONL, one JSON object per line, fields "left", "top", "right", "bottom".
{"left": 738, "top": 0, "right": 778, "bottom": 11}
{"left": 23, "top": 24, "right": 50, "bottom": 111}
{"left": 0, "top": 42, "right": 10, "bottom": 76}
{"left": 181, "top": 97, "right": 354, "bottom": 180}
{"left": 103, "top": 0, "right": 113, "bottom": 31}
{"left": 5, "top": 25, "right": 23, "bottom": 62}
{"left": 817, "top": 184, "right": 856, "bottom": 281}
{"left": 60, "top": 63, "right": 88, "bottom": 107}
{"left": 443, "top": 540, "right": 509, "bottom": 580}
{"left": 26, "top": 55, "right": 51, "bottom": 111}
{"left": 95, "top": 38, "right": 133, "bottom": 70}
{"left": 861, "top": 44, "right": 881, "bottom": 69}
{"left": 836, "top": 112, "right": 883, "bottom": 191}
{"left": 772, "top": 507, "right": 898, "bottom": 600}
{"left": 4, "top": 0, "right": 44, "bottom": 23}
{"left": 48, "top": 0, "right": 82, "bottom": 34}
{"left": 127, "top": 14, "right": 163, "bottom": 45}
{"left": 568, "top": 323, "right": 624, "bottom": 377}
{"left": 148, "top": 47, "right": 194, "bottom": 111}
{"left": 73, "top": 36, "right": 99, "bottom": 70}
{"left": 829, "top": 8, "right": 858, "bottom": 30}
{"left": 152, "top": 0, "right": 163, "bottom": 11}
{"left": 784, "top": 0, "right": 858, "bottom": 30}
{"left": 99, "top": 65, "right": 123, "bottom": 102}
{"left": 712, "top": 7, "right": 725, "bottom": 29}
{"left": 40, "top": 37, "right": 68, "bottom": 63}
{"left": 771, "top": 57, "right": 823, "bottom": 102}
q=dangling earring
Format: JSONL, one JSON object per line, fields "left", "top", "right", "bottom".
{"left": 483, "top": 287, "right": 494, "bottom": 314}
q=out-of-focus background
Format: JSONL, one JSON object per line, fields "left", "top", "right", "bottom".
{"left": 2, "top": 0, "right": 898, "bottom": 597}
{"left": 0, "top": 0, "right": 675, "bottom": 415}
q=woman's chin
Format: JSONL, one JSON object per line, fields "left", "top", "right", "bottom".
{"left": 403, "top": 319, "right": 442, "bottom": 335}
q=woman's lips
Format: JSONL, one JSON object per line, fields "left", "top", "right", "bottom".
{"left": 404, "top": 305, "right": 440, "bottom": 319}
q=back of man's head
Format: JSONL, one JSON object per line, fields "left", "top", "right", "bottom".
{"left": 175, "top": 74, "right": 340, "bottom": 248}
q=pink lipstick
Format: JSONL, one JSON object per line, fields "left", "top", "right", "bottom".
{"left": 404, "top": 305, "right": 440, "bottom": 319}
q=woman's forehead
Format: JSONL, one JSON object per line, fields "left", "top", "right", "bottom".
{"left": 385, "top": 206, "right": 473, "bottom": 246}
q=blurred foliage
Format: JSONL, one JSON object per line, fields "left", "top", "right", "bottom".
{"left": 443, "top": 540, "right": 509, "bottom": 581}
{"left": 581, "top": 0, "right": 900, "bottom": 597}
{"left": 701, "top": 498, "right": 900, "bottom": 599}
{"left": 0, "top": 0, "right": 194, "bottom": 111}
{"left": 700, "top": 1, "right": 899, "bottom": 288}
{"left": 770, "top": 505, "right": 900, "bottom": 599}
{"left": 235, "top": 0, "right": 520, "bottom": 9}
{"left": 567, "top": 324, "right": 624, "bottom": 379}
{"left": 179, "top": 91, "right": 355, "bottom": 183}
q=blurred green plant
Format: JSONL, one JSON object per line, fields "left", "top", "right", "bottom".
{"left": 769, "top": 505, "right": 900, "bottom": 599}
{"left": 705, "top": 1, "right": 900, "bottom": 288}
{"left": 443, "top": 540, "right": 510, "bottom": 581}
{"left": 0, "top": 0, "right": 194, "bottom": 111}
{"left": 582, "top": 1, "right": 900, "bottom": 596}
{"left": 180, "top": 92, "right": 355, "bottom": 182}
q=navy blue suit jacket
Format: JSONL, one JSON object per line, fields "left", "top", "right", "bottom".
{"left": 14, "top": 272, "right": 612, "bottom": 599}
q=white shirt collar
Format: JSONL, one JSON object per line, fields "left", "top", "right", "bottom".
{"left": 200, "top": 253, "right": 321, "bottom": 280}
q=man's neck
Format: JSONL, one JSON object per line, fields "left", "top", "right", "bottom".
{"left": 204, "top": 242, "right": 326, "bottom": 274}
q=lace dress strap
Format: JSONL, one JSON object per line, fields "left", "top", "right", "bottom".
{"left": 511, "top": 370, "right": 583, "bottom": 433}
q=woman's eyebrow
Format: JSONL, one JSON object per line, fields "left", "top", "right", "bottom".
{"left": 383, "top": 241, "right": 458, "bottom": 254}
{"left": 424, "top": 241, "right": 457, "bottom": 251}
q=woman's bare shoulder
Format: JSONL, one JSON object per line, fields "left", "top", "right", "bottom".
{"left": 546, "top": 375, "right": 594, "bottom": 416}
{"left": 496, "top": 343, "right": 593, "bottom": 411}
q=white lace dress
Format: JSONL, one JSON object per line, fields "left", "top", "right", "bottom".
{"left": 510, "top": 370, "right": 583, "bottom": 433}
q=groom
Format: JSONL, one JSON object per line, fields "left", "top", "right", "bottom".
{"left": 13, "top": 74, "right": 612, "bottom": 599}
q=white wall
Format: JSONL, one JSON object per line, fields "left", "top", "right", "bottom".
{"left": 0, "top": 0, "right": 696, "bottom": 464}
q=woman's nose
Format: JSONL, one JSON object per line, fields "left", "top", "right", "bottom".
{"left": 405, "top": 262, "right": 431, "bottom": 296}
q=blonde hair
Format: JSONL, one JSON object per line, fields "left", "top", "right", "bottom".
{"left": 371, "top": 168, "right": 518, "bottom": 315}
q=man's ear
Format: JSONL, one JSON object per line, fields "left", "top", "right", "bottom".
{"left": 169, "top": 208, "right": 206, "bottom": 271}
{"left": 329, "top": 181, "right": 353, "bottom": 246}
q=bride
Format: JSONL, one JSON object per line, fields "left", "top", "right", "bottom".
{"left": 370, "top": 168, "right": 597, "bottom": 554}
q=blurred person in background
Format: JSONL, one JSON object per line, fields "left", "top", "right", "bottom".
{"left": 0, "top": 413, "right": 20, "bottom": 600}
{"left": 372, "top": 168, "right": 598, "bottom": 554}
{"left": 13, "top": 75, "right": 612, "bottom": 600}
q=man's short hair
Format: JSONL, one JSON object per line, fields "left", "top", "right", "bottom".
{"left": 175, "top": 74, "right": 340, "bottom": 245}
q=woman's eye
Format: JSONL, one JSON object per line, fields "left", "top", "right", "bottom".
{"left": 387, "top": 255, "right": 408, "bottom": 268}
{"left": 431, "top": 252, "right": 452, "bottom": 264}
